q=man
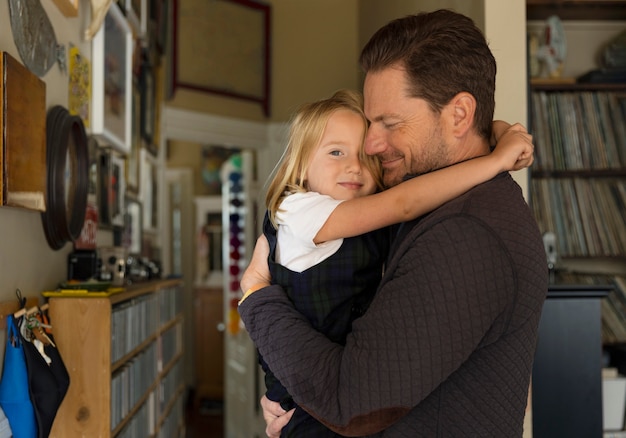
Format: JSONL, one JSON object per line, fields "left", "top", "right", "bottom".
{"left": 239, "top": 9, "right": 548, "bottom": 437}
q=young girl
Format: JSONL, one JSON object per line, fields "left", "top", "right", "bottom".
{"left": 258, "top": 89, "right": 533, "bottom": 437}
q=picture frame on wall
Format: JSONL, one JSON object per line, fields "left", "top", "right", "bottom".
{"left": 140, "top": 51, "right": 156, "bottom": 153}
{"left": 122, "top": 0, "right": 148, "bottom": 39}
{"left": 140, "top": 148, "right": 157, "bottom": 231}
{"left": 172, "top": 0, "right": 271, "bottom": 116}
{"left": 91, "top": 3, "right": 134, "bottom": 154}
{"left": 127, "top": 83, "right": 141, "bottom": 193}
{"left": 152, "top": 0, "right": 168, "bottom": 56}
{"left": 98, "top": 147, "right": 126, "bottom": 228}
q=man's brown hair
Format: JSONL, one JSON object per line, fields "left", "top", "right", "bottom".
{"left": 359, "top": 9, "right": 496, "bottom": 140}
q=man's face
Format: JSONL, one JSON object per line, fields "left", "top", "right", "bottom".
{"left": 363, "top": 66, "right": 448, "bottom": 188}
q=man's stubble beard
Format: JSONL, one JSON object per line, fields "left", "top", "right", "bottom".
{"left": 382, "top": 138, "right": 449, "bottom": 189}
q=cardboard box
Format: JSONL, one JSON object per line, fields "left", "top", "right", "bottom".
{"left": 603, "top": 377, "right": 626, "bottom": 431}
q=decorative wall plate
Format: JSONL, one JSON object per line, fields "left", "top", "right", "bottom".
{"left": 41, "top": 106, "right": 89, "bottom": 250}
{"left": 8, "top": 0, "right": 64, "bottom": 77}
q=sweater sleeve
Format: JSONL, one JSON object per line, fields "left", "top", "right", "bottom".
{"left": 238, "top": 215, "right": 517, "bottom": 436}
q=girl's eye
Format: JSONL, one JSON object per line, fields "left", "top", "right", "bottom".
{"left": 329, "top": 150, "right": 343, "bottom": 157}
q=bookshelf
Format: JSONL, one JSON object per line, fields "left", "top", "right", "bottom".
{"left": 47, "top": 279, "right": 185, "bottom": 438}
{"left": 526, "top": 5, "right": 626, "bottom": 434}
{"left": 528, "top": 81, "right": 626, "bottom": 263}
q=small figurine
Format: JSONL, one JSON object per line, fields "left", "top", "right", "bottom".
{"left": 535, "top": 15, "right": 567, "bottom": 78}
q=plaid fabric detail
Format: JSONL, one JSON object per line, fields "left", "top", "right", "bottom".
{"left": 261, "top": 213, "right": 390, "bottom": 437}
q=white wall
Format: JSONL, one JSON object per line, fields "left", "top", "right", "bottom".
{"left": 485, "top": 0, "right": 530, "bottom": 196}
{"left": 0, "top": 1, "right": 93, "bottom": 302}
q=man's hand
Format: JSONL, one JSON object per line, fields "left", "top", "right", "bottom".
{"left": 240, "top": 234, "right": 271, "bottom": 294}
{"left": 261, "top": 395, "right": 295, "bottom": 438}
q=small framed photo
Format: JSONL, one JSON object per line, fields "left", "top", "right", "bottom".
{"left": 91, "top": 3, "right": 134, "bottom": 154}
{"left": 98, "top": 147, "right": 126, "bottom": 227}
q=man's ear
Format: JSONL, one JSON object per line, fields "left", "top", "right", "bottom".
{"left": 448, "top": 92, "right": 476, "bottom": 136}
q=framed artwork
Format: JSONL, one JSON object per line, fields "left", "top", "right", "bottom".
{"left": 98, "top": 148, "right": 126, "bottom": 227}
{"left": 171, "top": 0, "right": 271, "bottom": 116}
{"left": 68, "top": 45, "right": 91, "bottom": 127}
{"left": 151, "top": 0, "right": 168, "bottom": 56}
{"left": 91, "top": 3, "right": 134, "bottom": 154}
{"left": 127, "top": 83, "right": 141, "bottom": 192}
{"left": 140, "top": 148, "right": 157, "bottom": 231}
{"left": 122, "top": 0, "right": 148, "bottom": 39}
{"left": 140, "top": 51, "right": 156, "bottom": 151}
{"left": 124, "top": 195, "right": 143, "bottom": 255}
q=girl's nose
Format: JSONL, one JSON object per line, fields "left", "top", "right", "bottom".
{"left": 347, "top": 156, "right": 362, "bottom": 174}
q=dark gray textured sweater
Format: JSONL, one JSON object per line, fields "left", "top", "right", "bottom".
{"left": 239, "top": 173, "right": 548, "bottom": 437}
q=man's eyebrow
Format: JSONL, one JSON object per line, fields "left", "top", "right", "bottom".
{"left": 368, "top": 114, "right": 388, "bottom": 123}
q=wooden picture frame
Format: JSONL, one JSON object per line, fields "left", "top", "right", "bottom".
{"left": 152, "top": 0, "right": 168, "bottom": 55}
{"left": 91, "top": 3, "right": 134, "bottom": 154}
{"left": 140, "top": 52, "right": 156, "bottom": 152}
{"left": 171, "top": 0, "right": 271, "bottom": 116}
{"left": 140, "top": 148, "right": 157, "bottom": 231}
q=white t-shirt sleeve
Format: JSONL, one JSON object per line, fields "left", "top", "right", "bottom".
{"left": 275, "top": 192, "right": 344, "bottom": 272}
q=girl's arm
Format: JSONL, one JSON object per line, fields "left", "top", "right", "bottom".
{"left": 315, "top": 123, "right": 534, "bottom": 243}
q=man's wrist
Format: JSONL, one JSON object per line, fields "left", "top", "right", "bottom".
{"left": 239, "top": 283, "right": 268, "bottom": 305}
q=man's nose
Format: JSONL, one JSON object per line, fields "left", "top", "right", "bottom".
{"left": 364, "top": 127, "right": 385, "bottom": 156}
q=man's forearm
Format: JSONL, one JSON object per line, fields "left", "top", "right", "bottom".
{"left": 238, "top": 284, "right": 406, "bottom": 435}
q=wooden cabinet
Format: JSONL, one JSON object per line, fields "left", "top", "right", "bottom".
{"left": 532, "top": 285, "right": 611, "bottom": 437}
{"left": 47, "top": 279, "right": 185, "bottom": 437}
{"left": 193, "top": 286, "right": 224, "bottom": 401}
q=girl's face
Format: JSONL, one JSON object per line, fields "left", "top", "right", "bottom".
{"left": 305, "top": 109, "right": 377, "bottom": 200}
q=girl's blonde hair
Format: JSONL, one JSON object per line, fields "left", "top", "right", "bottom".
{"left": 265, "top": 89, "right": 383, "bottom": 228}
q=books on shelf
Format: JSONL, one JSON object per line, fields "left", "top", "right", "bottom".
{"left": 530, "top": 178, "right": 626, "bottom": 257}
{"left": 531, "top": 90, "right": 626, "bottom": 172}
{"left": 529, "top": 88, "right": 626, "bottom": 259}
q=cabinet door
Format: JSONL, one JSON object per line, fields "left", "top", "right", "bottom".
{"left": 194, "top": 287, "right": 224, "bottom": 400}
{"left": 532, "top": 287, "right": 610, "bottom": 438}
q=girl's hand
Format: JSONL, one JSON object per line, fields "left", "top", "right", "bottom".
{"left": 492, "top": 122, "right": 534, "bottom": 171}
{"left": 261, "top": 395, "right": 295, "bottom": 438}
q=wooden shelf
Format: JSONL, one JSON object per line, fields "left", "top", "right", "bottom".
{"left": 527, "top": 1, "right": 626, "bottom": 20}
{"left": 531, "top": 168, "right": 626, "bottom": 178}
{"left": 530, "top": 80, "right": 626, "bottom": 91}
{"left": 48, "top": 279, "right": 185, "bottom": 438}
